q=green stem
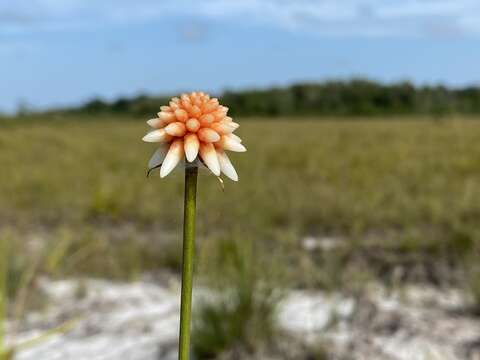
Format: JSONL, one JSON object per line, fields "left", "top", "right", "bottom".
{"left": 178, "top": 166, "right": 198, "bottom": 360}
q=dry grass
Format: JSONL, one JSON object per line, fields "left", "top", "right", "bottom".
{"left": 0, "top": 116, "right": 479, "bottom": 287}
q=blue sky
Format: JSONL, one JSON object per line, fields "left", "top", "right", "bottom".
{"left": 1, "top": 0, "right": 480, "bottom": 113}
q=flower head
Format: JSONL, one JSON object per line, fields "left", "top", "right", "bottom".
{"left": 143, "top": 92, "right": 246, "bottom": 181}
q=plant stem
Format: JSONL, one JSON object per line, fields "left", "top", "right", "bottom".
{"left": 178, "top": 166, "right": 198, "bottom": 360}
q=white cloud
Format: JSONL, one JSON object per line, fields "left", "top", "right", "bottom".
{"left": 1, "top": 0, "right": 480, "bottom": 37}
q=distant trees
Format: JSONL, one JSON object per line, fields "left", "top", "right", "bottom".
{"left": 66, "top": 79, "right": 480, "bottom": 118}
{"left": 83, "top": 99, "right": 109, "bottom": 113}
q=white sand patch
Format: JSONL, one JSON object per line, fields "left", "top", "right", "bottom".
{"left": 10, "top": 279, "right": 480, "bottom": 360}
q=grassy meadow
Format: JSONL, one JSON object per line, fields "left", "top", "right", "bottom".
{"left": 0, "top": 116, "right": 479, "bottom": 289}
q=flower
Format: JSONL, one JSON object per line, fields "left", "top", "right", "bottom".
{"left": 143, "top": 92, "right": 246, "bottom": 181}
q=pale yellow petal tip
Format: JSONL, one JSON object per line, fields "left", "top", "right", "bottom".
{"left": 147, "top": 118, "right": 166, "bottom": 129}
{"left": 159, "top": 169, "right": 169, "bottom": 178}
{"left": 142, "top": 133, "right": 156, "bottom": 142}
{"left": 228, "top": 172, "right": 239, "bottom": 182}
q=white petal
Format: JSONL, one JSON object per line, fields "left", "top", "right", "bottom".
{"left": 228, "top": 133, "right": 242, "bottom": 143}
{"left": 219, "top": 135, "right": 247, "bottom": 152}
{"left": 142, "top": 129, "right": 171, "bottom": 143}
{"left": 157, "top": 111, "right": 175, "bottom": 122}
{"left": 190, "top": 105, "right": 202, "bottom": 118}
{"left": 164, "top": 122, "right": 187, "bottom": 137}
{"left": 186, "top": 118, "right": 201, "bottom": 132}
{"left": 203, "top": 102, "right": 218, "bottom": 113}
{"left": 147, "top": 118, "right": 166, "bottom": 128}
{"left": 184, "top": 134, "right": 200, "bottom": 162}
{"left": 216, "top": 149, "right": 238, "bottom": 181}
{"left": 211, "top": 122, "right": 235, "bottom": 134}
{"left": 174, "top": 109, "right": 189, "bottom": 122}
{"left": 160, "top": 140, "right": 184, "bottom": 178}
{"left": 169, "top": 101, "right": 180, "bottom": 110}
{"left": 199, "top": 114, "right": 215, "bottom": 125}
{"left": 198, "top": 128, "right": 221, "bottom": 143}
{"left": 199, "top": 143, "right": 220, "bottom": 176}
{"left": 148, "top": 146, "right": 168, "bottom": 170}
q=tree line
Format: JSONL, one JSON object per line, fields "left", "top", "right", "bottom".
{"left": 57, "top": 79, "right": 480, "bottom": 118}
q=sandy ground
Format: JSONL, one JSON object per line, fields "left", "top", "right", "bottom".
{"left": 8, "top": 276, "right": 480, "bottom": 360}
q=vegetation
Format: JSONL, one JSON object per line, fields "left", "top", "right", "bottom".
{"left": 193, "top": 239, "right": 280, "bottom": 358}
{"left": 1, "top": 114, "right": 480, "bottom": 357}
{"left": 0, "top": 116, "right": 479, "bottom": 290}
{"left": 0, "top": 233, "right": 75, "bottom": 358}
{"left": 18, "top": 79, "right": 480, "bottom": 118}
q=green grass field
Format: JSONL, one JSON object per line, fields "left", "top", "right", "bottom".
{"left": 0, "top": 116, "right": 479, "bottom": 289}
